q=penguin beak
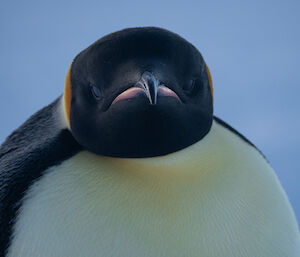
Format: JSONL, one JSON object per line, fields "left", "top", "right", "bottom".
{"left": 136, "top": 71, "right": 158, "bottom": 105}
{"left": 111, "top": 71, "right": 159, "bottom": 105}
{"left": 111, "top": 71, "right": 181, "bottom": 106}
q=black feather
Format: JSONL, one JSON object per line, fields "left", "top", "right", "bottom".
{"left": 0, "top": 97, "right": 82, "bottom": 256}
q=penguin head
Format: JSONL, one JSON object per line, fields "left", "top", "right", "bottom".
{"left": 64, "top": 27, "right": 213, "bottom": 158}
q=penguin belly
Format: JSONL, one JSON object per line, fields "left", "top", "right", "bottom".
{"left": 7, "top": 121, "right": 300, "bottom": 257}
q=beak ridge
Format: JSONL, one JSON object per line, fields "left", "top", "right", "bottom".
{"left": 139, "top": 72, "right": 158, "bottom": 105}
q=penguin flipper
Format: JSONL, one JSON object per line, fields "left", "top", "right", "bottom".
{"left": 0, "top": 97, "right": 81, "bottom": 256}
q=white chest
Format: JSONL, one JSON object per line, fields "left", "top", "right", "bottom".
{"left": 7, "top": 123, "right": 300, "bottom": 257}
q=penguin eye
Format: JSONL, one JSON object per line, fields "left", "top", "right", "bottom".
{"left": 90, "top": 85, "right": 101, "bottom": 100}
{"left": 183, "top": 78, "right": 202, "bottom": 95}
{"left": 183, "top": 79, "right": 196, "bottom": 93}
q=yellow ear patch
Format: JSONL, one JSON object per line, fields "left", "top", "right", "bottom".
{"left": 205, "top": 63, "right": 213, "bottom": 98}
{"left": 64, "top": 66, "right": 72, "bottom": 126}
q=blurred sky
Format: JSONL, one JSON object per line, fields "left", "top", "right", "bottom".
{"left": 0, "top": 0, "right": 299, "bottom": 222}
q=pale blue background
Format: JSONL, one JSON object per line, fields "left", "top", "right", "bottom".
{"left": 0, "top": 0, "right": 299, "bottom": 222}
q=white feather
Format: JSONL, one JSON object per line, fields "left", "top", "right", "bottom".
{"left": 7, "top": 121, "right": 300, "bottom": 257}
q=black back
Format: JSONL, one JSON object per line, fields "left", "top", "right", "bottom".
{"left": 0, "top": 97, "right": 82, "bottom": 256}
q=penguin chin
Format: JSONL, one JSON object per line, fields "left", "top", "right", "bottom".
{"left": 70, "top": 97, "right": 213, "bottom": 158}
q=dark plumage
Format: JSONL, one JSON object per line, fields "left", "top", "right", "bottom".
{"left": 0, "top": 99, "right": 81, "bottom": 255}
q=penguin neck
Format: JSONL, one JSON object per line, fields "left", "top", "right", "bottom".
{"left": 60, "top": 89, "right": 226, "bottom": 179}
{"left": 83, "top": 121, "right": 233, "bottom": 189}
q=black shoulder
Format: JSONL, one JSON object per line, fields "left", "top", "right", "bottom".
{"left": 0, "top": 97, "right": 82, "bottom": 256}
{"left": 213, "top": 116, "right": 266, "bottom": 160}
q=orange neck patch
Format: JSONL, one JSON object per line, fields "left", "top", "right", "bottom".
{"left": 64, "top": 66, "right": 72, "bottom": 126}
{"left": 205, "top": 63, "right": 213, "bottom": 98}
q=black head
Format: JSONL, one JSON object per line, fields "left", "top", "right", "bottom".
{"left": 65, "top": 27, "right": 213, "bottom": 158}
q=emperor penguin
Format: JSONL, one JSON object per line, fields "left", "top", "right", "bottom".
{"left": 0, "top": 27, "right": 299, "bottom": 257}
